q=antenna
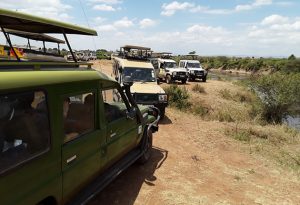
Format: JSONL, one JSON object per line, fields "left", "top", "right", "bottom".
{"left": 78, "top": 0, "right": 97, "bottom": 51}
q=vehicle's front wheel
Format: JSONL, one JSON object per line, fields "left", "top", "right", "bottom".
{"left": 202, "top": 76, "right": 207, "bottom": 82}
{"left": 166, "top": 75, "right": 172, "bottom": 84}
{"left": 138, "top": 128, "right": 153, "bottom": 164}
{"left": 181, "top": 79, "right": 187, "bottom": 84}
{"left": 189, "top": 77, "right": 195, "bottom": 82}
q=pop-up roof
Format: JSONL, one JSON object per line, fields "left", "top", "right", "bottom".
{"left": 0, "top": 8, "right": 97, "bottom": 36}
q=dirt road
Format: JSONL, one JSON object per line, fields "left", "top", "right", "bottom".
{"left": 88, "top": 60, "right": 300, "bottom": 205}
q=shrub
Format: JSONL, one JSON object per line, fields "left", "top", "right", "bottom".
{"left": 219, "top": 89, "right": 232, "bottom": 100}
{"left": 165, "top": 85, "right": 190, "bottom": 110}
{"left": 250, "top": 73, "right": 300, "bottom": 123}
{"left": 193, "top": 104, "right": 209, "bottom": 116}
{"left": 217, "top": 110, "right": 235, "bottom": 122}
{"left": 192, "top": 84, "right": 206, "bottom": 93}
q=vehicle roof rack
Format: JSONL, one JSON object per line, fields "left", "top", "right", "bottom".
{"left": 117, "top": 45, "right": 152, "bottom": 61}
{"left": 0, "top": 8, "right": 98, "bottom": 62}
{"left": 4, "top": 29, "right": 65, "bottom": 44}
{"left": 152, "top": 52, "right": 172, "bottom": 58}
{"left": 121, "top": 45, "right": 151, "bottom": 51}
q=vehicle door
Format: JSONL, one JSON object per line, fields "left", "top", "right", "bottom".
{"left": 101, "top": 87, "right": 140, "bottom": 164}
{"left": 61, "top": 87, "right": 104, "bottom": 203}
{"left": 0, "top": 89, "right": 61, "bottom": 205}
{"left": 159, "top": 61, "right": 166, "bottom": 79}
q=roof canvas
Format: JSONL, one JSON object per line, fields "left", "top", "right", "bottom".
{"left": 3, "top": 29, "right": 65, "bottom": 44}
{"left": 122, "top": 45, "right": 151, "bottom": 51}
{"left": 0, "top": 8, "right": 97, "bottom": 36}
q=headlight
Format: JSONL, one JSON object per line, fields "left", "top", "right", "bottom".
{"left": 172, "top": 72, "right": 177, "bottom": 76}
{"left": 158, "top": 94, "right": 168, "bottom": 102}
{"left": 190, "top": 70, "right": 195, "bottom": 74}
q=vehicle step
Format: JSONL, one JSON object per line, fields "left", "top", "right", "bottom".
{"left": 68, "top": 148, "right": 142, "bottom": 205}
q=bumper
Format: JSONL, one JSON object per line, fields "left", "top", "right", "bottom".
{"left": 189, "top": 73, "right": 207, "bottom": 79}
{"left": 172, "top": 75, "right": 188, "bottom": 80}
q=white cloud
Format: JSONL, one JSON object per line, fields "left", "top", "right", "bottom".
{"left": 89, "top": 0, "right": 122, "bottom": 4}
{"left": 235, "top": 0, "right": 272, "bottom": 11}
{"left": 96, "top": 24, "right": 117, "bottom": 32}
{"left": 0, "top": 0, "right": 72, "bottom": 21}
{"left": 161, "top": 1, "right": 194, "bottom": 16}
{"left": 113, "top": 17, "right": 134, "bottom": 28}
{"left": 261, "top": 14, "right": 289, "bottom": 25}
{"left": 162, "top": 0, "right": 273, "bottom": 16}
{"left": 93, "top": 16, "right": 107, "bottom": 24}
{"left": 139, "top": 18, "right": 156, "bottom": 29}
{"left": 93, "top": 4, "right": 115, "bottom": 11}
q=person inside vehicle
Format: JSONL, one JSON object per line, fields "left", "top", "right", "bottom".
{"left": 3, "top": 92, "right": 49, "bottom": 153}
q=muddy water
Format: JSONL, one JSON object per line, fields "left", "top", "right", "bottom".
{"left": 208, "top": 71, "right": 300, "bottom": 131}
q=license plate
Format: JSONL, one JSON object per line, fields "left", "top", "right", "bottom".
{"left": 180, "top": 75, "right": 185, "bottom": 78}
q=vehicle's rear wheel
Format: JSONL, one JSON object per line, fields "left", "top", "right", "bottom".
{"left": 166, "top": 75, "right": 172, "bottom": 84}
{"left": 138, "top": 129, "right": 153, "bottom": 164}
{"left": 160, "top": 107, "right": 165, "bottom": 119}
{"left": 181, "top": 79, "right": 187, "bottom": 84}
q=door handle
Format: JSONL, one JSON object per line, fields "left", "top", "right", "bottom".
{"left": 110, "top": 132, "right": 117, "bottom": 138}
{"left": 66, "top": 155, "right": 77, "bottom": 164}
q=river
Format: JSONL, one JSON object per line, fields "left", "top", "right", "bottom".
{"left": 208, "top": 71, "right": 300, "bottom": 131}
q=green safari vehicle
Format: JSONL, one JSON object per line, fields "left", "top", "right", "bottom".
{"left": 0, "top": 8, "right": 159, "bottom": 205}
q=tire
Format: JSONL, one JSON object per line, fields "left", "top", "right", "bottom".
{"left": 138, "top": 129, "right": 153, "bottom": 164}
{"left": 181, "top": 79, "right": 187, "bottom": 84}
{"left": 189, "top": 77, "right": 195, "bottom": 82}
{"left": 166, "top": 75, "right": 172, "bottom": 84}
{"left": 202, "top": 76, "right": 207, "bottom": 82}
{"left": 159, "top": 107, "right": 165, "bottom": 119}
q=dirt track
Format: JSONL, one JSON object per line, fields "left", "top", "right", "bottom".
{"left": 88, "top": 60, "right": 300, "bottom": 205}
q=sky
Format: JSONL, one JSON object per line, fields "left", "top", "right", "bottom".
{"left": 1, "top": 0, "right": 300, "bottom": 57}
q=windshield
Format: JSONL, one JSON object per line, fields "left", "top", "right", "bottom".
{"left": 122, "top": 68, "right": 156, "bottom": 82}
{"left": 187, "top": 62, "right": 200, "bottom": 68}
{"left": 163, "top": 62, "right": 177, "bottom": 68}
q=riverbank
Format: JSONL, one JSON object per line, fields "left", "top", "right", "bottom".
{"left": 88, "top": 60, "right": 300, "bottom": 205}
{"left": 163, "top": 79, "right": 300, "bottom": 176}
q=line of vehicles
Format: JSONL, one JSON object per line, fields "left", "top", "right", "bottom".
{"left": 0, "top": 7, "right": 208, "bottom": 205}
{"left": 0, "top": 8, "right": 159, "bottom": 205}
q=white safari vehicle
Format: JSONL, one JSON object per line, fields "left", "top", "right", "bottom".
{"left": 150, "top": 53, "right": 188, "bottom": 84}
{"left": 179, "top": 59, "right": 208, "bottom": 82}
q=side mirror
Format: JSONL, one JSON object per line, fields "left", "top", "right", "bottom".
{"left": 126, "top": 107, "right": 137, "bottom": 120}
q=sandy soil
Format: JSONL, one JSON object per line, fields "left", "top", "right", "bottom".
{"left": 88, "top": 60, "right": 300, "bottom": 205}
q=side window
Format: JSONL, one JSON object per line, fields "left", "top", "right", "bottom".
{"left": 0, "top": 91, "right": 50, "bottom": 174}
{"left": 102, "top": 88, "right": 127, "bottom": 123}
{"left": 63, "top": 92, "right": 95, "bottom": 143}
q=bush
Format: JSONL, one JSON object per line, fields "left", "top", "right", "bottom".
{"left": 165, "top": 85, "right": 190, "bottom": 110}
{"left": 219, "top": 89, "right": 232, "bottom": 100}
{"left": 192, "top": 84, "right": 206, "bottom": 93}
{"left": 250, "top": 73, "right": 300, "bottom": 123}
{"left": 193, "top": 104, "right": 209, "bottom": 116}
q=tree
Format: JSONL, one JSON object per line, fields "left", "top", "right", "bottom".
{"left": 288, "top": 54, "right": 296, "bottom": 60}
{"left": 189, "top": 51, "right": 196, "bottom": 55}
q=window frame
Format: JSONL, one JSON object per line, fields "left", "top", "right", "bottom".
{"left": 0, "top": 88, "right": 52, "bottom": 176}
{"left": 62, "top": 89, "right": 97, "bottom": 144}
{"left": 101, "top": 86, "right": 132, "bottom": 124}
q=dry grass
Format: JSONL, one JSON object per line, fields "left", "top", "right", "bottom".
{"left": 164, "top": 80, "right": 300, "bottom": 175}
{"left": 224, "top": 122, "right": 300, "bottom": 174}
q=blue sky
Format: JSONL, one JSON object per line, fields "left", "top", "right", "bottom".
{"left": 1, "top": 0, "right": 300, "bottom": 57}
